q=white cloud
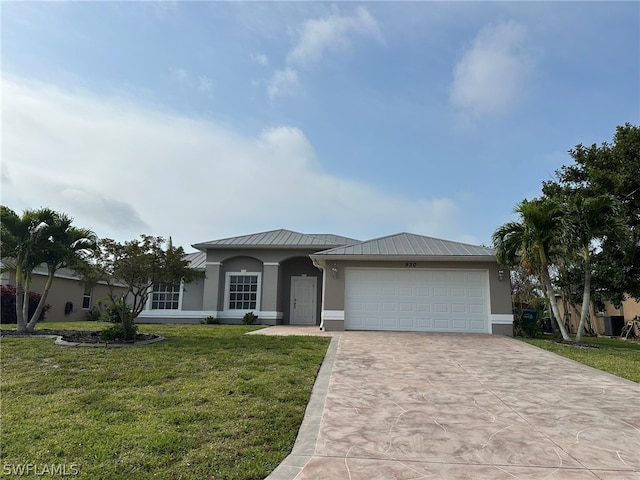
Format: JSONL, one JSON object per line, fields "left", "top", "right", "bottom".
{"left": 286, "top": 6, "right": 383, "bottom": 69}
{"left": 267, "top": 6, "right": 383, "bottom": 100}
{"left": 450, "top": 20, "right": 533, "bottom": 120}
{"left": 266, "top": 68, "right": 301, "bottom": 100}
{"left": 1, "top": 77, "right": 461, "bottom": 249}
{"left": 170, "top": 67, "right": 213, "bottom": 95}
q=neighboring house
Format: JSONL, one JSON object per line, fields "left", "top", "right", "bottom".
{"left": 0, "top": 264, "right": 124, "bottom": 322}
{"left": 137, "top": 229, "right": 514, "bottom": 335}
{"left": 557, "top": 295, "right": 640, "bottom": 335}
{"left": 601, "top": 296, "right": 640, "bottom": 321}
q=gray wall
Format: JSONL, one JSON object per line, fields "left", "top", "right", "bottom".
{"left": 200, "top": 248, "right": 324, "bottom": 323}
{"left": 217, "top": 256, "right": 264, "bottom": 312}
{"left": 181, "top": 278, "right": 204, "bottom": 310}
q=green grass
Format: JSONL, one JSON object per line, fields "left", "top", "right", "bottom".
{"left": 520, "top": 334, "right": 640, "bottom": 383}
{"left": 0, "top": 322, "right": 330, "bottom": 479}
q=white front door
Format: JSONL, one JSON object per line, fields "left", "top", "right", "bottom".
{"left": 290, "top": 276, "right": 317, "bottom": 325}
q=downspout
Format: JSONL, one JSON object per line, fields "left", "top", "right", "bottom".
{"left": 311, "top": 258, "right": 325, "bottom": 331}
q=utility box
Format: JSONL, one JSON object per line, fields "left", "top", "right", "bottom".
{"left": 603, "top": 316, "right": 625, "bottom": 336}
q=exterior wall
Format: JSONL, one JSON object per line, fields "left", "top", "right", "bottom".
{"left": 3, "top": 272, "right": 123, "bottom": 323}
{"left": 151, "top": 247, "right": 325, "bottom": 325}
{"left": 492, "top": 324, "right": 513, "bottom": 336}
{"left": 217, "top": 256, "right": 264, "bottom": 321}
{"left": 604, "top": 296, "right": 640, "bottom": 321}
{"left": 137, "top": 316, "right": 202, "bottom": 325}
{"left": 314, "top": 259, "right": 513, "bottom": 335}
{"left": 181, "top": 278, "right": 204, "bottom": 311}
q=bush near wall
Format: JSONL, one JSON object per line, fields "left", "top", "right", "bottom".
{"left": 0, "top": 285, "right": 51, "bottom": 324}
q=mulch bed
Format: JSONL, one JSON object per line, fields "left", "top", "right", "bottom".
{"left": 0, "top": 328, "right": 158, "bottom": 344}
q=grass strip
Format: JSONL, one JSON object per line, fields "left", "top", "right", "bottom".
{"left": 519, "top": 334, "right": 640, "bottom": 383}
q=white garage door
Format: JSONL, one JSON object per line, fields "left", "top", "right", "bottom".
{"left": 345, "top": 269, "right": 489, "bottom": 333}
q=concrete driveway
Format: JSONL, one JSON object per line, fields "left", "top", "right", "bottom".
{"left": 259, "top": 329, "right": 640, "bottom": 479}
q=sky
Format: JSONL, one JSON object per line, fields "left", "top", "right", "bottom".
{"left": 2, "top": 1, "right": 638, "bottom": 253}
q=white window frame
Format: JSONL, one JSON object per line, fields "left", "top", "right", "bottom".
{"left": 82, "top": 286, "right": 92, "bottom": 310}
{"left": 149, "top": 282, "right": 183, "bottom": 310}
{"left": 224, "top": 271, "right": 262, "bottom": 313}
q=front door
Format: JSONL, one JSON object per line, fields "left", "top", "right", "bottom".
{"left": 290, "top": 276, "right": 317, "bottom": 325}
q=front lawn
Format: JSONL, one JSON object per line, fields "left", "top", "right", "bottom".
{"left": 0, "top": 322, "right": 330, "bottom": 479}
{"left": 520, "top": 335, "right": 640, "bottom": 383}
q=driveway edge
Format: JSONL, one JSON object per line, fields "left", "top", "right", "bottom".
{"left": 508, "top": 336, "right": 639, "bottom": 386}
{"left": 265, "top": 335, "right": 339, "bottom": 480}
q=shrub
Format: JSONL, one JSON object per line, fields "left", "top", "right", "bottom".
{"left": 104, "top": 300, "right": 132, "bottom": 323}
{"left": 99, "top": 323, "right": 138, "bottom": 342}
{"left": 242, "top": 311, "right": 258, "bottom": 325}
{"left": 0, "top": 285, "right": 51, "bottom": 324}
{"left": 85, "top": 306, "right": 102, "bottom": 321}
{"left": 201, "top": 316, "right": 219, "bottom": 325}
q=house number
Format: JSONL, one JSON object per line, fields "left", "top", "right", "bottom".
{"left": 405, "top": 262, "right": 417, "bottom": 267}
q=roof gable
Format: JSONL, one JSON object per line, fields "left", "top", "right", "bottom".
{"left": 192, "top": 229, "right": 359, "bottom": 250}
{"left": 312, "top": 232, "right": 495, "bottom": 258}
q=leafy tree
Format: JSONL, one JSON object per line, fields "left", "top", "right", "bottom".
{"left": 560, "top": 194, "right": 630, "bottom": 342}
{"left": 492, "top": 198, "right": 572, "bottom": 341}
{"left": 543, "top": 123, "right": 640, "bottom": 304}
{"left": 90, "top": 236, "right": 204, "bottom": 340}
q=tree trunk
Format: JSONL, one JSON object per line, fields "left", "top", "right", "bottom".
{"left": 26, "top": 271, "right": 55, "bottom": 332}
{"left": 15, "top": 266, "right": 27, "bottom": 333}
{"left": 121, "top": 303, "right": 135, "bottom": 341}
{"left": 575, "top": 256, "right": 591, "bottom": 343}
{"left": 540, "top": 265, "right": 571, "bottom": 341}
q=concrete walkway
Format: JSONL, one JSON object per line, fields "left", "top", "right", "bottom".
{"left": 257, "top": 328, "right": 640, "bottom": 479}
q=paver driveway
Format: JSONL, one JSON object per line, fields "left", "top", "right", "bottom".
{"left": 261, "top": 329, "right": 640, "bottom": 479}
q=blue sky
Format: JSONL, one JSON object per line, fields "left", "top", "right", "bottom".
{"left": 2, "top": 1, "right": 638, "bottom": 252}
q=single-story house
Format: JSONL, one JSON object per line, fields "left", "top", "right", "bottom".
{"left": 137, "top": 229, "right": 514, "bottom": 335}
{"left": 0, "top": 264, "right": 125, "bottom": 322}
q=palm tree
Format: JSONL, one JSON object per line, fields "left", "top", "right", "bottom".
{"left": 1, "top": 206, "right": 97, "bottom": 332}
{"left": 1, "top": 206, "right": 58, "bottom": 332}
{"left": 561, "top": 194, "right": 630, "bottom": 342}
{"left": 25, "top": 212, "right": 97, "bottom": 331}
{"left": 492, "top": 199, "right": 572, "bottom": 341}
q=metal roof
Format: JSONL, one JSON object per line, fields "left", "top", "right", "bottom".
{"left": 305, "top": 234, "right": 360, "bottom": 246}
{"left": 192, "top": 229, "right": 359, "bottom": 250}
{"left": 312, "top": 232, "right": 496, "bottom": 259}
{"left": 185, "top": 251, "right": 206, "bottom": 269}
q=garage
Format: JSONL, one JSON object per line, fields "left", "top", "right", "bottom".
{"left": 310, "top": 232, "right": 513, "bottom": 335}
{"left": 345, "top": 268, "right": 490, "bottom": 333}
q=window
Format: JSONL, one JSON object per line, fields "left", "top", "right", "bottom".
{"left": 151, "top": 283, "right": 180, "bottom": 309}
{"left": 82, "top": 286, "right": 92, "bottom": 310}
{"left": 227, "top": 274, "right": 260, "bottom": 310}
